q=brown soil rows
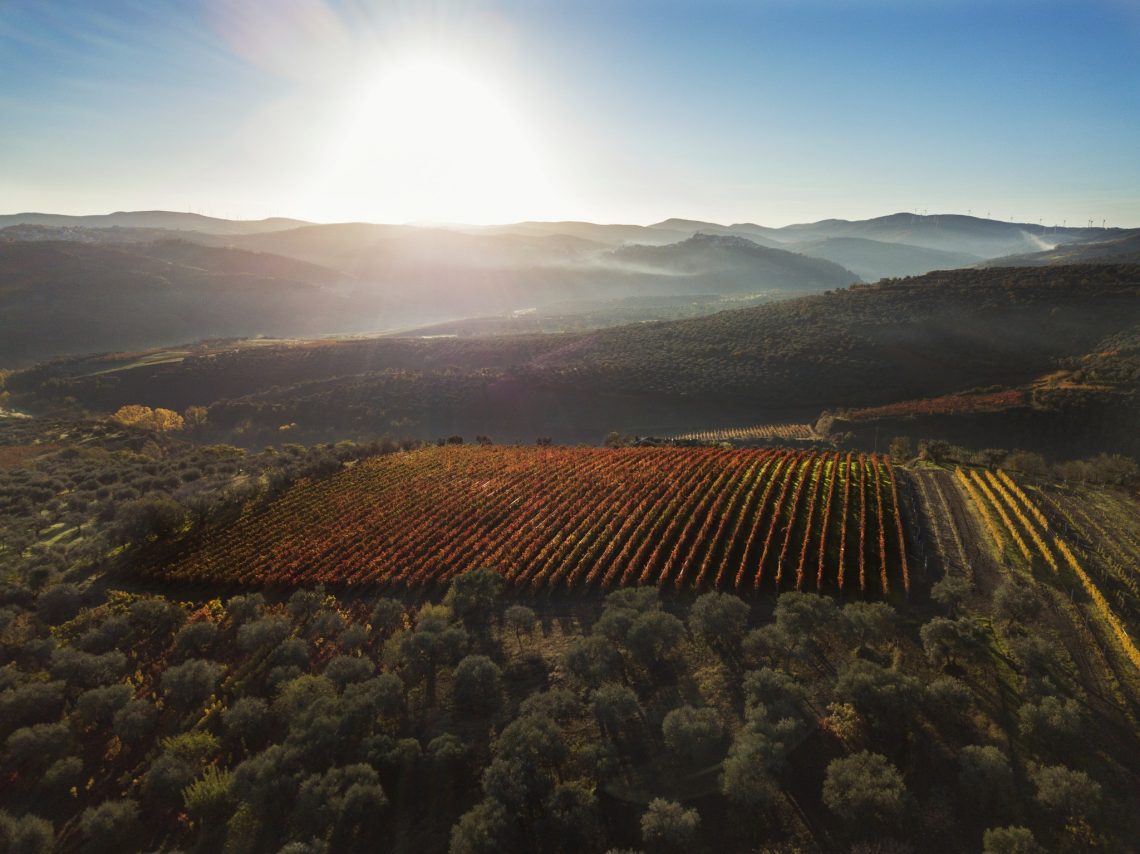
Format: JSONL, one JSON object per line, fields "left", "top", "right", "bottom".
{"left": 929, "top": 469, "right": 1005, "bottom": 596}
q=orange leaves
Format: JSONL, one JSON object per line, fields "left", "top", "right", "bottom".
{"left": 159, "top": 445, "right": 911, "bottom": 596}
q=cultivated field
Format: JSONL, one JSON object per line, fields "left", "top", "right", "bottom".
{"left": 672, "top": 423, "right": 816, "bottom": 442}
{"left": 154, "top": 446, "right": 910, "bottom": 594}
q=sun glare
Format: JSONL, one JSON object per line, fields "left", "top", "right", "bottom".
{"left": 321, "top": 53, "right": 553, "bottom": 224}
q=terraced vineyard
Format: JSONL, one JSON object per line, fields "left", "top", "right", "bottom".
{"left": 154, "top": 446, "right": 909, "bottom": 594}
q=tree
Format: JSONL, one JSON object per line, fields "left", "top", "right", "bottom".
{"left": 688, "top": 592, "right": 750, "bottom": 660}
{"left": 183, "top": 405, "right": 208, "bottom": 432}
{"left": 0, "top": 810, "right": 53, "bottom": 853}
{"left": 625, "top": 610, "right": 685, "bottom": 671}
{"left": 980, "top": 448, "right": 1008, "bottom": 470}
{"left": 930, "top": 574, "right": 971, "bottom": 617}
{"left": 888, "top": 436, "right": 913, "bottom": 461}
{"left": 919, "top": 440, "right": 951, "bottom": 465}
{"left": 1029, "top": 763, "right": 1101, "bottom": 820}
{"left": 539, "top": 781, "right": 603, "bottom": 853}
{"left": 293, "top": 764, "right": 388, "bottom": 845}
{"left": 920, "top": 617, "right": 987, "bottom": 669}
{"left": 1018, "top": 695, "right": 1081, "bottom": 743}
{"left": 324, "top": 656, "right": 374, "bottom": 689}
{"left": 834, "top": 660, "right": 920, "bottom": 743}
{"left": 112, "top": 699, "right": 157, "bottom": 748}
{"left": 958, "top": 745, "right": 1013, "bottom": 814}
{"left": 592, "top": 682, "right": 642, "bottom": 743}
{"left": 993, "top": 583, "right": 1041, "bottom": 625}
{"left": 640, "top": 799, "right": 699, "bottom": 854}
{"left": 482, "top": 714, "right": 567, "bottom": 822}
{"left": 449, "top": 799, "right": 510, "bottom": 854}
{"left": 742, "top": 667, "right": 808, "bottom": 722}
{"left": 518, "top": 688, "right": 581, "bottom": 723}
{"left": 182, "top": 766, "right": 233, "bottom": 830}
{"left": 161, "top": 659, "right": 224, "bottom": 709}
{"left": 822, "top": 751, "right": 907, "bottom": 824}
{"left": 222, "top": 697, "right": 269, "bottom": 752}
{"left": 563, "top": 635, "right": 623, "bottom": 689}
{"left": 841, "top": 601, "right": 897, "bottom": 652}
{"left": 370, "top": 599, "right": 405, "bottom": 636}
{"left": 504, "top": 605, "right": 537, "bottom": 652}
{"left": 36, "top": 583, "right": 83, "bottom": 625}
{"left": 112, "top": 496, "right": 187, "bottom": 544}
{"left": 982, "top": 826, "right": 1044, "bottom": 854}
{"left": 452, "top": 655, "right": 503, "bottom": 718}
{"left": 662, "top": 706, "right": 724, "bottom": 768}
{"left": 75, "top": 684, "right": 133, "bottom": 729}
{"left": 396, "top": 606, "right": 467, "bottom": 705}
{"left": 603, "top": 431, "right": 633, "bottom": 448}
{"left": 720, "top": 714, "right": 800, "bottom": 807}
{"left": 446, "top": 569, "right": 503, "bottom": 643}
{"left": 112, "top": 405, "right": 185, "bottom": 432}
{"left": 78, "top": 800, "right": 141, "bottom": 853}
{"left": 172, "top": 621, "right": 220, "bottom": 661}
{"left": 4, "top": 722, "right": 72, "bottom": 772}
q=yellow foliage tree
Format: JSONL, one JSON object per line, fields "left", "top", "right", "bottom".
{"left": 113, "top": 405, "right": 185, "bottom": 432}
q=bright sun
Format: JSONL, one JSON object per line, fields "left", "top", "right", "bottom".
{"left": 325, "top": 53, "right": 552, "bottom": 223}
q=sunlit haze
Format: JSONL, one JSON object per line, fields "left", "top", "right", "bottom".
{"left": 2, "top": 0, "right": 1139, "bottom": 226}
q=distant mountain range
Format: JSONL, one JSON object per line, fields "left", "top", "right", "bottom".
{"left": 1, "top": 209, "right": 1136, "bottom": 366}
{"left": 0, "top": 210, "right": 311, "bottom": 235}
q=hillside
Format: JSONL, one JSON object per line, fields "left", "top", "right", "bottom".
{"left": 981, "top": 231, "right": 1140, "bottom": 267}
{"left": 13, "top": 265, "right": 1139, "bottom": 451}
{"left": 783, "top": 237, "right": 979, "bottom": 281}
{"left": 3, "top": 213, "right": 1123, "bottom": 368}
{"left": 769, "top": 213, "right": 1119, "bottom": 258}
{"left": 609, "top": 234, "right": 858, "bottom": 290}
{"left": 0, "top": 241, "right": 362, "bottom": 365}
{"left": 0, "top": 226, "right": 862, "bottom": 366}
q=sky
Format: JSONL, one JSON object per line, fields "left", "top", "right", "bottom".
{"left": 1, "top": 0, "right": 1138, "bottom": 227}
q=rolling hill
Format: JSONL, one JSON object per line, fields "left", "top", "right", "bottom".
{"left": 782, "top": 237, "right": 979, "bottom": 281}
{"left": 980, "top": 231, "right": 1140, "bottom": 267}
{"left": 0, "top": 241, "right": 360, "bottom": 365}
{"left": 14, "top": 265, "right": 1138, "bottom": 454}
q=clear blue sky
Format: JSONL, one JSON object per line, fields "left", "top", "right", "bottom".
{"left": 2, "top": 0, "right": 1137, "bottom": 226}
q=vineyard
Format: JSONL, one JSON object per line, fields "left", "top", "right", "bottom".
{"left": 672, "top": 423, "right": 816, "bottom": 442}
{"left": 955, "top": 466, "right": 1140, "bottom": 671}
{"left": 154, "top": 446, "right": 910, "bottom": 594}
{"left": 842, "top": 389, "right": 1027, "bottom": 421}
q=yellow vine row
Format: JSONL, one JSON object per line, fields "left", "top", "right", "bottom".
{"left": 984, "top": 470, "right": 1058, "bottom": 572}
{"left": 969, "top": 470, "right": 1032, "bottom": 562}
{"left": 1055, "top": 538, "right": 1140, "bottom": 673}
{"left": 997, "top": 470, "right": 1049, "bottom": 530}
{"left": 955, "top": 467, "right": 1006, "bottom": 553}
